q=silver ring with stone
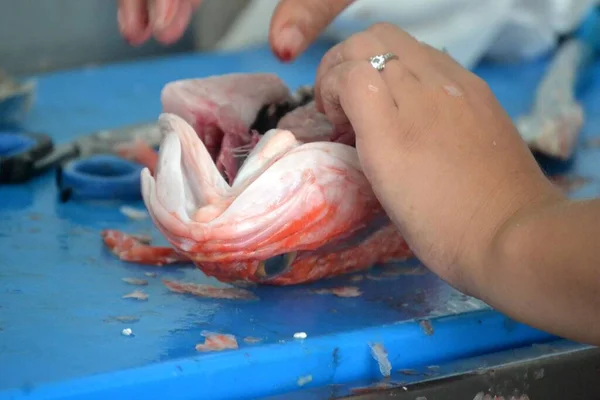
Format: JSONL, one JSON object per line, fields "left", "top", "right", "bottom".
{"left": 369, "top": 52, "right": 399, "bottom": 71}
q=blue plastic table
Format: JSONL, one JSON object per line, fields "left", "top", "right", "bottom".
{"left": 1, "top": 40, "right": 599, "bottom": 400}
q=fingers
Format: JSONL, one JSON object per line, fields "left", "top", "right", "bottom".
{"left": 316, "top": 23, "right": 475, "bottom": 112}
{"left": 118, "top": 0, "right": 202, "bottom": 46}
{"left": 269, "top": 0, "right": 355, "bottom": 62}
{"left": 418, "top": 42, "right": 466, "bottom": 78}
{"left": 369, "top": 23, "right": 483, "bottom": 97}
{"left": 366, "top": 24, "right": 434, "bottom": 77}
{"left": 118, "top": 0, "right": 152, "bottom": 46}
{"left": 318, "top": 60, "right": 405, "bottom": 144}
{"left": 367, "top": 23, "right": 463, "bottom": 95}
{"left": 150, "top": 0, "right": 195, "bottom": 44}
{"left": 314, "top": 30, "right": 418, "bottom": 113}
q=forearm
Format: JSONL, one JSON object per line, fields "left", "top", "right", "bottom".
{"left": 474, "top": 198, "right": 600, "bottom": 345}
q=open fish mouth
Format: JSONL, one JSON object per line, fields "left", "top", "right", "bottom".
{"left": 107, "top": 73, "right": 413, "bottom": 285}
{"left": 141, "top": 112, "right": 307, "bottom": 248}
{"left": 142, "top": 113, "right": 237, "bottom": 229}
{"left": 141, "top": 112, "right": 394, "bottom": 262}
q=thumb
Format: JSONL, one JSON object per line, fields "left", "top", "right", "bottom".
{"left": 269, "top": 0, "right": 355, "bottom": 62}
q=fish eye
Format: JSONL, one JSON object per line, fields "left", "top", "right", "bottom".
{"left": 258, "top": 252, "right": 297, "bottom": 279}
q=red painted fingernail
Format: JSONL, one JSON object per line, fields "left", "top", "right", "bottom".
{"left": 278, "top": 49, "right": 293, "bottom": 62}
{"left": 274, "top": 25, "right": 304, "bottom": 62}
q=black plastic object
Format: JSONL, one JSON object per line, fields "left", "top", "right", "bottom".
{"left": 0, "top": 131, "right": 54, "bottom": 183}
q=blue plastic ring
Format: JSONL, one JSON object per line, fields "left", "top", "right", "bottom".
{"left": 0, "top": 132, "right": 37, "bottom": 157}
{"left": 61, "top": 155, "right": 144, "bottom": 201}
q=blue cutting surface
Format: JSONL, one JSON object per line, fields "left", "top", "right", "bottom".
{"left": 0, "top": 39, "right": 599, "bottom": 400}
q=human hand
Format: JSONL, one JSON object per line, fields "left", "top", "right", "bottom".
{"left": 314, "top": 23, "right": 565, "bottom": 295}
{"left": 269, "top": 0, "right": 355, "bottom": 61}
{"left": 117, "top": 0, "right": 203, "bottom": 46}
{"left": 117, "top": 0, "right": 354, "bottom": 61}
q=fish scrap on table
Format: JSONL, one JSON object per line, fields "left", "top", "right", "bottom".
{"left": 312, "top": 286, "right": 362, "bottom": 298}
{"left": 195, "top": 330, "right": 238, "bottom": 352}
{"left": 369, "top": 342, "right": 392, "bottom": 377}
{"left": 162, "top": 279, "right": 257, "bottom": 300}
{"left": 122, "top": 290, "right": 149, "bottom": 300}
{"left": 122, "top": 277, "right": 148, "bottom": 286}
{"left": 99, "top": 71, "right": 587, "bottom": 287}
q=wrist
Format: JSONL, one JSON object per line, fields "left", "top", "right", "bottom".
{"left": 460, "top": 184, "right": 566, "bottom": 300}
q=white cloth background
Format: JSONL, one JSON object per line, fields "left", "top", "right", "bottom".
{"left": 215, "top": 0, "right": 598, "bottom": 69}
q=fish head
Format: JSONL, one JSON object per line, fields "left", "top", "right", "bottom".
{"left": 141, "top": 113, "right": 409, "bottom": 285}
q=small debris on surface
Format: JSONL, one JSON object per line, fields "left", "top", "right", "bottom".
{"left": 228, "top": 280, "right": 257, "bottom": 288}
{"left": 531, "top": 343, "right": 558, "bottom": 353}
{"left": 105, "top": 315, "right": 140, "bottom": 323}
{"left": 195, "top": 331, "right": 238, "bottom": 352}
{"left": 119, "top": 205, "right": 148, "bottom": 220}
{"left": 369, "top": 342, "right": 392, "bottom": 377}
{"left": 122, "top": 290, "right": 149, "bottom": 301}
{"left": 350, "top": 382, "right": 400, "bottom": 394}
{"left": 243, "top": 336, "right": 262, "bottom": 344}
{"left": 365, "top": 274, "right": 387, "bottom": 281}
{"left": 163, "top": 279, "right": 257, "bottom": 300}
{"left": 386, "top": 264, "right": 428, "bottom": 276}
{"left": 367, "top": 265, "right": 428, "bottom": 280}
{"left": 313, "top": 286, "right": 362, "bottom": 298}
{"left": 533, "top": 368, "right": 545, "bottom": 379}
{"left": 121, "top": 328, "right": 133, "bottom": 336}
{"left": 144, "top": 272, "right": 158, "bottom": 278}
{"left": 473, "top": 393, "right": 530, "bottom": 400}
{"left": 28, "top": 213, "right": 41, "bottom": 220}
{"left": 297, "top": 375, "right": 312, "bottom": 386}
{"left": 122, "top": 277, "right": 149, "bottom": 286}
{"left": 419, "top": 319, "right": 434, "bottom": 336}
{"left": 349, "top": 275, "right": 364, "bottom": 282}
{"left": 398, "top": 368, "right": 419, "bottom": 375}
{"left": 293, "top": 332, "right": 307, "bottom": 339}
